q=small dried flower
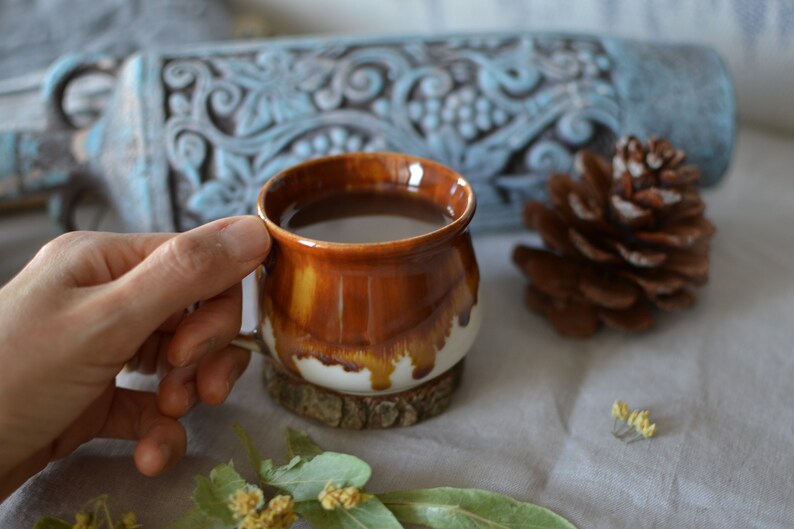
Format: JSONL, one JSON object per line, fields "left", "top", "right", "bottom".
{"left": 611, "top": 400, "right": 629, "bottom": 421}
{"left": 611, "top": 401, "right": 658, "bottom": 443}
{"left": 643, "top": 423, "right": 657, "bottom": 438}
{"left": 121, "top": 512, "right": 139, "bottom": 529}
{"left": 229, "top": 485, "right": 266, "bottom": 520}
{"left": 318, "top": 482, "right": 371, "bottom": 511}
{"left": 265, "top": 495, "right": 298, "bottom": 528}
{"left": 230, "top": 491, "right": 296, "bottom": 529}
{"left": 267, "top": 495, "right": 294, "bottom": 517}
{"left": 635, "top": 416, "right": 648, "bottom": 432}
{"left": 637, "top": 418, "right": 657, "bottom": 438}
{"left": 73, "top": 511, "right": 95, "bottom": 529}
{"left": 279, "top": 510, "right": 298, "bottom": 528}
{"left": 240, "top": 513, "right": 265, "bottom": 529}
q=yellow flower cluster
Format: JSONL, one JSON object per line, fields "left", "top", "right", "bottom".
{"left": 262, "top": 495, "right": 299, "bottom": 529}
{"left": 611, "top": 400, "right": 657, "bottom": 443}
{"left": 73, "top": 512, "right": 93, "bottom": 529}
{"left": 229, "top": 486, "right": 266, "bottom": 520}
{"left": 627, "top": 410, "right": 657, "bottom": 438}
{"left": 72, "top": 510, "right": 139, "bottom": 529}
{"left": 318, "top": 482, "right": 372, "bottom": 511}
{"left": 228, "top": 486, "right": 297, "bottom": 529}
{"left": 611, "top": 400, "right": 629, "bottom": 421}
{"left": 119, "top": 512, "right": 140, "bottom": 529}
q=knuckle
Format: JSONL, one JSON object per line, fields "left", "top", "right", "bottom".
{"left": 37, "top": 231, "right": 91, "bottom": 258}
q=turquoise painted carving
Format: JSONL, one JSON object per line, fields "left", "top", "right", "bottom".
{"left": 0, "top": 33, "right": 735, "bottom": 232}
{"left": 164, "top": 36, "right": 621, "bottom": 230}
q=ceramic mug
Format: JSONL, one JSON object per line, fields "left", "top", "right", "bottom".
{"left": 236, "top": 152, "right": 481, "bottom": 398}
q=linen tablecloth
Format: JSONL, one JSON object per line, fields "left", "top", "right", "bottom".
{"left": 1, "top": 124, "right": 793, "bottom": 528}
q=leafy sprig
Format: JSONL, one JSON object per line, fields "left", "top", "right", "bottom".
{"left": 164, "top": 424, "right": 577, "bottom": 529}
{"left": 34, "top": 495, "right": 140, "bottom": 529}
{"left": 34, "top": 425, "right": 578, "bottom": 529}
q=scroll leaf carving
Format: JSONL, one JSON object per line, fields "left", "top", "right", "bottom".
{"left": 163, "top": 36, "right": 618, "bottom": 230}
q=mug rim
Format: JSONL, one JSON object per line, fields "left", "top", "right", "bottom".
{"left": 257, "top": 152, "right": 477, "bottom": 254}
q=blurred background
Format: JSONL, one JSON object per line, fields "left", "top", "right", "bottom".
{"left": 1, "top": 0, "right": 792, "bottom": 132}
{"left": 0, "top": 0, "right": 791, "bottom": 283}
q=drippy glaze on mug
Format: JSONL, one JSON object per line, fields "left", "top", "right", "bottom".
{"left": 257, "top": 153, "right": 480, "bottom": 394}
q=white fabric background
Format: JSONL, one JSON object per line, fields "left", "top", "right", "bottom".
{"left": 1, "top": 124, "right": 793, "bottom": 527}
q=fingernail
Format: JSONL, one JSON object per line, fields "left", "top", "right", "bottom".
{"left": 181, "top": 337, "right": 216, "bottom": 366}
{"left": 218, "top": 216, "right": 270, "bottom": 263}
{"left": 183, "top": 381, "right": 198, "bottom": 411}
{"left": 226, "top": 368, "right": 242, "bottom": 398}
{"left": 159, "top": 442, "right": 172, "bottom": 466}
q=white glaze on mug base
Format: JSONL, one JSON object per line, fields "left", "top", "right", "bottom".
{"left": 261, "top": 299, "right": 482, "bottom": 396}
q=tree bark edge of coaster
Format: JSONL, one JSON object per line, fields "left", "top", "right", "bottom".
{"left": 261, "top": 358, "right": 464, "bottom": 429}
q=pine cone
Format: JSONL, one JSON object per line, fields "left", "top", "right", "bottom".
{"left": 513, "top": 136, "right": 715, "bottom": 338}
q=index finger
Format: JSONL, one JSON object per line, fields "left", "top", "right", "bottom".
{"left": 105, "top": 216, "right": 270, "bottom": 340}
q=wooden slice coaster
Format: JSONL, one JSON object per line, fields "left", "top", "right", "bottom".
{"left": 262, "top": 358, "right": 464, "bottom": 429}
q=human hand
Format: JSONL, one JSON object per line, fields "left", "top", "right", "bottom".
{"left": 0, "top": 216, "right": 270, "bottom": 499}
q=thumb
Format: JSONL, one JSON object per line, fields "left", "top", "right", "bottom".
{"left": 114, "top": 216, "right": 270, "bottom": 336}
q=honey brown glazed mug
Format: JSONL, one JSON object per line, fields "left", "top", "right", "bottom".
{"left": 238, "top": 153, "right": 481, "bottom": 409}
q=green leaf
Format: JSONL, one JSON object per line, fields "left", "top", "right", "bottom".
{"left": 194, "top": 477, "right": 231, "bottom": 523}
{"left": 33, "top": 518, "right": 72, "bottom": 529}
{"left": 297, "top": 498, "right": 404, "bottom": 529}
{"left": 286, "top": 428, "right": 325, "bottom": 460}
{"left": 378, "top": 487, "right": 578, "bottom": 529}
{"left": 260, "top": 452, "right": 371, "bottom": 501}
{"left": 162, "top": 507, "right": 225, "bottom": 529}
{"left": 233, "top": 422, "right": 263, "bottom": 473}
{"left": 194, "top": 464, "right": 247, "bottom": 524}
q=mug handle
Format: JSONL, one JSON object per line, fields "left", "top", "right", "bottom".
{"left": 230, "top": 262, "right": 268, "bottom": 355}
{"left": 231, "top": 330, "right": 264, "bottom": 355}
{"left": 123, "top": 332, "right": 264, "bottom": 374}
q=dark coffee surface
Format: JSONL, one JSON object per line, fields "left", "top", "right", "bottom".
{"left": 281, "top": 188, "right": 452, "bottom": 243}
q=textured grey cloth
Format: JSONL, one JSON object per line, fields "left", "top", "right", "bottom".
{"left": 1, "top": 124, "right": 793, "bottom": 528}
{"left": 0, "top": 0, "right": 231, "bottom": 79}
{"left": 0, "top": 0, "right": 233, "bottom": 130}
